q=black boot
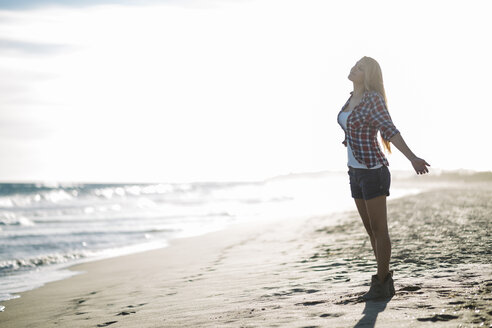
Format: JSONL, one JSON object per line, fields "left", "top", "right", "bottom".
{"left": 361, "top": 272, "right": 393, "bottom": 301}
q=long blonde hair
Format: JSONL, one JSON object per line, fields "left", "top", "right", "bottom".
{"left": 360, "top": 56, "right": 392, "bottom": 154}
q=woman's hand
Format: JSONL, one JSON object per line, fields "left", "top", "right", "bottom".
{"left": 389, "top": 134, "right": 430, "bottom": 175}
{"left": 410, "top": 157, "right": 430, "bottom": 175}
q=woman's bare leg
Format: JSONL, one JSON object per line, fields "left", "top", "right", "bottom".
{"left": 354, "top": 198, "right": 377, "bottom": 261}
{"left": 364, "top": 195, "right": 391, "bottom": 282}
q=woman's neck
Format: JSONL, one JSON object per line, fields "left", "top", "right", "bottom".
{"left": 352, "top": 83, "right": 365, "bottom": 98}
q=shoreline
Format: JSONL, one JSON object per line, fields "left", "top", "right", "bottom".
{"left": 0, "top": 206, "right": 323, "bottom": 327}
{"left": 0, "top": 203, "right": 349, "bottom": 305}
{"left": 2, "top": 169, "right": 488, "bottom": 306}
{"left": 1, "top": 185, "right": 491, "bottom": 327}
{"left": 0, "top": 184, "right": 421, "bottom": 305}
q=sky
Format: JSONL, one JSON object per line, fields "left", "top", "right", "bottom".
{"left": 0, "top": 0, "right": 491, "bottom": 183}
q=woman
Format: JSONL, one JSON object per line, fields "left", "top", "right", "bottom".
{"left": 337, "top": 56, "right": 430, "bottom": 301}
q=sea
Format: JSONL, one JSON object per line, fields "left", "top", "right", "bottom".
{"left": 0, "top": 170, "right": 421, "bottom": 308}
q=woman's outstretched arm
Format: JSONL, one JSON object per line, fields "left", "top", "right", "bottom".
{"left": 389, "top": 133, "right": 430, "bottom": 175}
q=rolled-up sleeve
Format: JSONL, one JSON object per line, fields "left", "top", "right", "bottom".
{"left": 368, "top": 93, "right": 400, "bottom": 141}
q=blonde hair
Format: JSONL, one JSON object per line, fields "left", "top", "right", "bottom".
{"left": 360, "top": 56, "right": 392, "bottom": 154}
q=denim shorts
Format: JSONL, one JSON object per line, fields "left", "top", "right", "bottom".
{"left": 348, "top": 165, "right": 391, "bottom": 200}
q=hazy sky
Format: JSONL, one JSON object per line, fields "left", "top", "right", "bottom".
{"left": 0, "top": 0, "right": 491, "bottom": 183}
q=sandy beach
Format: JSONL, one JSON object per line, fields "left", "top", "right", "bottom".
{"left": 1, "top": 180, "right": 491, "bottom": 327}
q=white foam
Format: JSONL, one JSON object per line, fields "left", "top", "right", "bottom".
{"left": 0, "top": 212, "right": 36, "bottom": 226}
{"left": 0, "top": 240, "right": 171, "bottom": 303}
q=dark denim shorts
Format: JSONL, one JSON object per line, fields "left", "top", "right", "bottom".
{"left": 348, "top": 165, "right": 391, "bottom": 200}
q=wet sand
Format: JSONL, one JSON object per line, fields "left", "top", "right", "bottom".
{"left": 1, "top": 180, "right": 491, "bottom": 327}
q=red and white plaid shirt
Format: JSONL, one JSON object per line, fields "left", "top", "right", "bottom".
{"left": 337, "top": 91, "right": 400, "bottom": 168}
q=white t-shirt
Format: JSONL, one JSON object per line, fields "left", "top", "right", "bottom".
{"left": 338, "top": 110, "right": 383, "bottom": 169}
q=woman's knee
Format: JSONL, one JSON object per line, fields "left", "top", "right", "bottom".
{"left": 370, "top": 223, "right": 389, "bottom": 238}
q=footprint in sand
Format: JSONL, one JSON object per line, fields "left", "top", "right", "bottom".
{"left": 97, "top": 321, "right": 118, "bottom": 327}
{"left": 183, "top": 273, "right": 206, "bottom": 282}
{"left": 260, "top": 287, "right": 320, "bottom": 300}
{"left": 400, "top": 286, "right": 421, "bottom": 292}
{"left": 70, "top": 298, "right": 87, "bottom": 307}
{"left": 416, "top": 314, "right": 459, "bottom": 322}
{"left": 295, "top": 300, "right": 326, "bottom": 306}
{"left": 335, "top": 291, "right": 387, "bottom": 305}
{"left": 320, "top": 313, "right": 344, "bottom": 318}
{"left": 271, "top": 288, "right": 320, "bottom": 297}
{"left": 126, "top": 303, "right": 147, "bottom": 308}
{"left": 72, "top": 291, "right": 98, "bottom": 307}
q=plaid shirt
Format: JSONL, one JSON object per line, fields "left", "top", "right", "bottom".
{"left": 337, "top": 91, "right": 400, "bottom": 168}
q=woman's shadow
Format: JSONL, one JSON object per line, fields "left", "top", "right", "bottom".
{"left": 353, "top": 298, "right": 391, "bottom": 328}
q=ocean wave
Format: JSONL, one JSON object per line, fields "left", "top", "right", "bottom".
{"left": 0, "top": 212, "right": 35, "bottom": 226}
{"left": 28, "top": 210, "right": 233, "bottom": 225}
{"left": 90, "top": 183, "right": 187, "bottom": 199}
{"left": 0, "top": 191, "right": 75, "bottom": 209}
{"left": 0, "top": 251, "right": 91, "bottom": 273}
{"left": 0, "top": 197, "right": 14, "bottom": 208}
{"left": 0, "top": 182, "right": 264, "bottom": 212}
